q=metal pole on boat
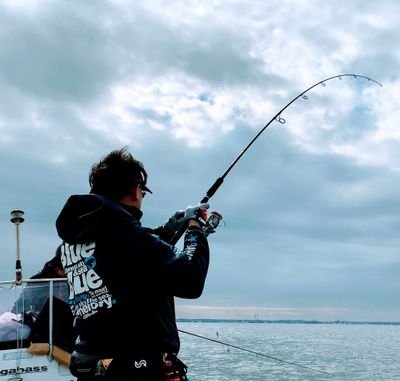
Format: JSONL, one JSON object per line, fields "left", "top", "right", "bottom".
{"left": 11, "top": 209, "right": 25, "bottom": 285}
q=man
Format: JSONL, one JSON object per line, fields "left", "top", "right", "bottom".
{"left": 12, "top": 245, "right": 66, "bottom": 315}
{"left": 56, "top": 147, "right": 211, "bottom": 380}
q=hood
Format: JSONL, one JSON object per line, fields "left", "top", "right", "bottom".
{"left": 56, "top": 194, "right": 141, "bottom": 244}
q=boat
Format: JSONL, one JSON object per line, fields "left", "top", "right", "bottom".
{"left": 0, "top": 278, "right": 77, "bottom": 380}
{"left": 1, "top": 210, "right": 76, "bottom": 380}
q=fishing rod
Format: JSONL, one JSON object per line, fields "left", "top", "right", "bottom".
{"left": 178, "top": 328, "right": 334, "bottom": 376}
{"left": 169, "top": 73, "right": 382, "bottom": 244}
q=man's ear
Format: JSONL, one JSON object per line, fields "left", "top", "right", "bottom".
{"left": 129, "top": 185, "right": 140, "bottom": 201}
{"left": 120, "top": 185, "right": 139, "bottom": 205}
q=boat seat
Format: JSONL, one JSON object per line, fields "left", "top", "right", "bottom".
{"left": 29, "top": 296, "right": 77, "bottom": 353}
{"left": 26, "top": 296, "right": 76, "bottom": 367}
{"left": 28, "top": 342, "right": 71, "bottom": 367}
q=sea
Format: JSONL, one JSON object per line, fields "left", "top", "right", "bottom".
{"left": 176, "top": 321, "right": 400, "bottom": 381}
{"left": 1, "top": 283, "right": 399, "bottom": 380}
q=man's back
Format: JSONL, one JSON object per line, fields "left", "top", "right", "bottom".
{"left": 56, "top": 148, "right": 211, "bottom": 380}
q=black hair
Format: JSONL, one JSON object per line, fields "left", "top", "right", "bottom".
{"left": 31, "top": 245, "right": 63, "bottom": 279}
{"left": 89, "top": 147, "right": 148, "bottom": 200}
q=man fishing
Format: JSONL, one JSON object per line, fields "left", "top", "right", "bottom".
{"left": 55, "top": 147, "right": 213, "bottom": 380}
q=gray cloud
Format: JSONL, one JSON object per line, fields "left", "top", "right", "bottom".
{"left": 0, "top": 0, "right": 399, "bottom": 321}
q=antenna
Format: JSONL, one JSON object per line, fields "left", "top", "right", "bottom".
{"left": 10, "top": 210, "right": 25, "bottom": 285}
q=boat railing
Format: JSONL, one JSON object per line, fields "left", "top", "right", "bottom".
{"left": 0, "top": 278, "right": 71, "bottom": 357}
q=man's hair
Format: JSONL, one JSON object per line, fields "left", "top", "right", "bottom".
{"left": 89, "top": 147, "right": 148, "bottom": 200}
{"left": 31, "top": 245, "right": 64, "bottom": 279}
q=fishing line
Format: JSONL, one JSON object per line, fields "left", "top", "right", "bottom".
{"left": 169, "top": 73, "right": 382, "bottom": 244}
{"left": 178, "top": 328, "right": 334, "bottom": 377}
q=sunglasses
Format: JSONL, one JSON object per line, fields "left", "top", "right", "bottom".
{"left": 138, "top": 182, "right": 152, "bottom": 198}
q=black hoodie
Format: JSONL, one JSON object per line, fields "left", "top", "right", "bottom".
{"left": 56, "top": 194, "right": 209, "bottom": 357}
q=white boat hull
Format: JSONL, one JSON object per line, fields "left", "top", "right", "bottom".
{"left": 0, "top": 348, "right": 76, "bottom": 381}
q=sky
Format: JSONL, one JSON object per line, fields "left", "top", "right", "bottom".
{"left": 0, "top": 0, "right": 399, "bottom": 322}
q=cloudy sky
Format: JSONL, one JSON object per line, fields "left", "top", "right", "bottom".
{"left": 0, "top": 0, "right": 399, "bottom": 322}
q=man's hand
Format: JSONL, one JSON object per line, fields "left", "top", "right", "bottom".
{"left": 184, "top": 203, "right": 209, "bottom": 224}
{"left": 162, "top": 210, "right": 185, "bottom": 233}
{"left": 162, "top": 203, "right": 209, "bottom": 232}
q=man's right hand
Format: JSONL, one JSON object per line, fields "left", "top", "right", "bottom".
{"left": 183, "top": 203, "right": 209, "bottom": 223}
{"left": 159, "top": 203, "right": 210, "bottom": 241}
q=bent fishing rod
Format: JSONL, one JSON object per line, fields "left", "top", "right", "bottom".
{"left": 178, "top": 329, "right": 333, "bottom": 376}
{"left": 169, "top": 73, "right": 382, "bottom": 244}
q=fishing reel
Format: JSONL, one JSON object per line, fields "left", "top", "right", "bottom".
{"left": 202, "top": 211, "right": 223, "bottom": 236}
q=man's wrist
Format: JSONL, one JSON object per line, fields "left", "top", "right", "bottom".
{"left": 188, "top": 219, "right": 201, "bottom": 228}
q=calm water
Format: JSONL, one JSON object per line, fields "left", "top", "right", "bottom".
{"left": 1, "top": 284, "right": 399, "bottom": 380}
{"left": 177, "top": 322, "right": 400, "bottom": 381}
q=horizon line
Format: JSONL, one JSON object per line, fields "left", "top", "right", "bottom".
{"left": 176, "top": 317, "right": 400, "bottom": 325}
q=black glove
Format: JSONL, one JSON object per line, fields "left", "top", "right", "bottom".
{"left": 162, "top": 210, "right": 185, "bottom": 233}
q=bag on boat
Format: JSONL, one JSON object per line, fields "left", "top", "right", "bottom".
{"left": 70, "top": 351, "right": 189, "bottom": 380}
{"left": 69, "top": 351, "right": 106, "bottom": 378}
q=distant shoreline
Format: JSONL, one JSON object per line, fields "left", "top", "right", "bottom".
{"left": 177, "top": 318, "right": 400, "bottom": 326}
